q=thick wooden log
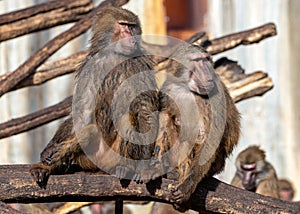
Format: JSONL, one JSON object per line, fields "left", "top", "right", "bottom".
{"left": 229, "top": 71, "right": 273, "bottom": 103}
{"left": 0, "top": 0, "right": 129, "bottom": 98}
{"left": 0, "top": 165, "right": 299, "bottom": 213}
{"left": 0, "top": 97, "right": 72, "bottom": 139}
{"left": 0, "top": 0, "right": 93, "bottom": 42}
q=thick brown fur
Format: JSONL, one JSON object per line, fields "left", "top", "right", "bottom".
{"left": 31, "top": 6, "right": 160, "bottom": 186}
{"left": 155, "top": 60, "right": 240, "bottom": 208}
{"left": 231, "top": 145, "right": 280, "bottom": 199}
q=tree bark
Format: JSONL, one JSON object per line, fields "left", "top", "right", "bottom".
{"left": 0, "top": 97, "right": 72, "bottom": 139}
{"left": 1, "top": 51, "right": 88, "bottom": 92}
{"left": 0, "top": 0, "right": 93, "bottom": 42}
{"left": 205, "top": 23, "right": 277, "bottom": 55}
{"left": 0, "top": 165, "right": 299, "bottom": 213}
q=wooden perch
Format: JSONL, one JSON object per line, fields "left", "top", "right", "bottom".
{"left": 0, "top": 51, "right": 88, "bottom": 92}
{"left": 0, "top": 68, "right": 273, "bottom": 140}
{"left": 0, "top": 58, "right": 273, "bottom": 140}
{"left": 214, "top": 57, "right": 274, "bottom": 102}
{"left": 0, "top": 0, "right": 129, "bottom": 98}
{"left": 205, "top": 23, "right": 277, "bottom": 55}
{"left": 229, "top": 71, "right": 273, "bottom": 103}
{"left": 0, "top": 0, "right": 93, "bottom": 42}
{"left": 0, "top": 23, "right": 276, "bottom": 95}
{"left": 0, "top": 97, "right": 72, "bottom": 139}
{"left": 0, "top": 24, "right": 276, "bottom": 139}
{"left": 0, "top": 165, "right": 299, "bottom": 213}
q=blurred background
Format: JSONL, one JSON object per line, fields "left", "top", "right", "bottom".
{"left": 0, "top": 0, "right": 299, "bottom": 212}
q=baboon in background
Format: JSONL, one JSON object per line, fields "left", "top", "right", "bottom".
{"left": 231, "top": 145, "right": 280, "bottom": 198}
{"left": 278, "top": 179, "right": 295, "bottom": 201}
{"left": 30, "top": 6, "right": 240, "bottom": 210}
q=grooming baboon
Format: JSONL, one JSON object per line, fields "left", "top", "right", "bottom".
{"left": 30, "top": 7, "right": 240, "bottom": 210}
{"left": 155, "top": 48, "right": 240, "bottom": 207}
{"left": 231, "top": 145, "right": 280, "bottom": 198}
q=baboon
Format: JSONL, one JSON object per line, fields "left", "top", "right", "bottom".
{"left": 278, "top": 179, "right": 295, "bottom": 201}
{"left": 31, "top": 6, "right": 160, "bottom": 186}
{"left": 154, "top": 46, "right": 240, "bottom": 207}
{"left": 231, "top": 145, "right": 279, "bottom": 198}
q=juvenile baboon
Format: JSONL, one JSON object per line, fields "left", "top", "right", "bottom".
{"left": 231, "top": 145, "right": 280, "bottom": 198}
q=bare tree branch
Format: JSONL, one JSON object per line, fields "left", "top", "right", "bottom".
{"left": 0, "top": 0, "right": 93, "bottom": 42}
{"left": 205, "top": 23, "right": 277, "bottom": 55}
{"left": 0, "top": 23, "right": 276, "bottom": 95}
{"left": 0, "top": 67, "right": 273, "bottom": 140}
{"left": 0, "top": 165, "right": 299, "bottom": 213}
{"left": 0, "top": 51, "right": 88, "bottom": 92}
{"left": 0, "top": 97, "right": 72, "bottom": 139}
{"left": 214, "top": 57, "right": 274, "bottom": 102}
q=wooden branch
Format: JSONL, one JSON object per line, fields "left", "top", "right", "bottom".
{"left": 0, "top": 23, "right": 276, "bottom": 95}
{"left": 0, "top": 68, "right": 273, "bottom": 140}
{"left": 229, "top": 71, "right": 273, "bottom": 103}
{"left": 205, "top": 23, "right": 277, "bottom": 55}
{"left": 0, "top": 51, "right": 88, "bottom": 92}
{"left": 0, "top": 0, "right": 93, "bottom": 42}
{"left": 214, "top": 57, "right": 274, "bottom": 102}
{"left": 0, "top": 70, "right": 273, "bottom": 140}
{"left": 0, "top": 97, "right": 72, "bottom": 139}
{"left": 0, "top": 165, "right": 299, "bottom": 213}
{"left": 0, "top": 24, "right": 276, "bottom": 139}
{"left": 0, "top": 201, "right": 26, "bottom": 214}
{"left": 0, "top": 0, "right": 129, "bottom": 98}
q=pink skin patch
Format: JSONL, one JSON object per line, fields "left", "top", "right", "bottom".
{"left": 112, "top": 20, "right": 137, "bottom": 55}
{"left": 280, "top": 190, "right": 293, "bottom": 201}
{"left": 241, "top": 163, "right": 257, "bottom": 190}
